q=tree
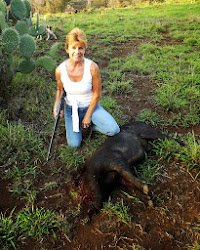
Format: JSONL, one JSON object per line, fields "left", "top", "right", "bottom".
{"left": 44, "top": 0, "right": 66, "bottom": 13}
{"left": 29, "top": 0, "right": 45, "bottom": 13}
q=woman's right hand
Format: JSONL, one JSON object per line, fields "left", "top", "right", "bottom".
{"left": 53, "top": 106, "right": 64, "bottom": 119}
{"left": 53, "top": 103, "right": 58, "bottom": 119}
{"left": 54, "top": 66, "right": 64, "bottom": 119}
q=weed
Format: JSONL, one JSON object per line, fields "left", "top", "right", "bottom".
{"left": 21, "top": 190, "right": 38, "bottom": 210}
{"left": 134, "top": 155, "right": 161, "bottom": 184}
{"left": 154, "top": 206, "right": 169, "bottom": 216}
{"left": 0, "top": 208, "right": 18, "bottom": 250}
{"left": 107, "top": 74, "right": 133, "bottom": 95}
{"left": 184, "top": 37, "right": 199, "bottom": 46}
{"left": 188, "top": 242, "right": 200, "bottom": 250}
{"left": 121, "top": 191, "right": 143, "bottom": 205}
{"left": 152, "top": 138, "right": 182, "bottom": 163}
{"left": 153, "top": 133, "right": 200, "bottom": 178}
{"left": 181, "top": 105, "right": 200, "bottom": 128}
{"left": 154, "top": 83, "right": 188, "bottom": 111}
{"left": 17, "top": 207, "right": 58, "bottom": 239}
{"left": 136, "top": 109, "right": 162, "bottom": 127}
{"left": 100, "top": 96, "right": 127, "bottom": 125}
{"left": 102, "top": 198, "right": 132, "bottom": 226}
{"left": 177, "top": 132, "right": 200, "bottom": 173}
{"left": 60, "top": 145, "right": 86, "bottom": 170}
{"left": 44, "top": 181, "right": 58, "bottom": 191}
{"left": 0, "top": 121, "right": 45, "bottom": 169}
{"left": 0, "top": 109, "right": 8, "bottom": 125}
{"left": 3, "top": 165, "right": 42, "bottom": 180}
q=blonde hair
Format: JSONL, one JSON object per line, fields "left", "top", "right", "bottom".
{"left": 65, "top": 28, "right": 87, "bottom": 49}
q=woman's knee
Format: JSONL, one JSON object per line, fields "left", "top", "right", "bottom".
{"left": 66, "top": 132, "right": 82, "bottom": 147}
{"left": 106, "top": 124, "right": 120, "bottom": 136}
{"left": 67, "top": 139, "right": 81, "bottom": 148}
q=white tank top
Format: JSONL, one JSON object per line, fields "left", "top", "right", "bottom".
{"left": 59, "top": 58, "right": 93, "bottom": 132}
{"left": 59, "top": 58, "right": 93, "bottom": 108}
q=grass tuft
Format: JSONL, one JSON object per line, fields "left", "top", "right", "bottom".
{"left": 102, "top": 198, "right": 132, "bottom": 226}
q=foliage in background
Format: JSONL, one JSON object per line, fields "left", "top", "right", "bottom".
{"left": 0, "top": 0, "right": 58, "bottom": 105}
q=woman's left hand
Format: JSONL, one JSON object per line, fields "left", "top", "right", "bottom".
{"left": 82, "top": 115, "right": 91, "bottom": 129}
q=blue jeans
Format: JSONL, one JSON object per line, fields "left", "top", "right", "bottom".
{"left": 64, "top": 103, "right": 120, "bottom": 147}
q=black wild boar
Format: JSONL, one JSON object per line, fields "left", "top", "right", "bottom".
{"left": 82, "top": 121, "right": 184, "bottom": 216}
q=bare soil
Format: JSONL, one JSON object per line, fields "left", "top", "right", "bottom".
{"left": 1, "top": 36, "right": 200, "bottom": 250}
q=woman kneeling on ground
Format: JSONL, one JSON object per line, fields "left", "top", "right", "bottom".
{"left": 53, "top": 27, "right": 120, "bottom": 147}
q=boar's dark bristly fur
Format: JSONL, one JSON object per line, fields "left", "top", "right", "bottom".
{"left": 82, "top": 121, "right": 184, "bottom": 216}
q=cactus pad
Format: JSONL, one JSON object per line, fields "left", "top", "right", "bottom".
{"left": 49, "top": 42, "right": 59, "bottom": 59}
{"left": 18, "top": 59, "right": 35, "bottom": 73}
{"left": 2, "top": 28, "right": 20, "bottom": 53}
{"left": 11, "top": 0, "right": 26, "bottom": 20}
{"left": 23, "top": 0, "right": 31, "bottom": 18}
{"left": 15, "top": 20, "right": 29, "bottom": 35}
{"left": 20, "top": 33, "right": 35, "bottom": 58}
{"left": 0, "top": 0, "right": 6, "bottom": 15}
{"left": 29, "top": 24, "right": 46, "bottom": 37}
{"left": 35, "top": 56, "right": 56, "bottom": 72}
{"left": 0, "top": 11, "right": 6, "bottom": 31}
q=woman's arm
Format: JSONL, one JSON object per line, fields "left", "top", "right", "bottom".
{"left": 82, "top": 62, "right": 101, "bottom": 128}
{"left": 53, "top": 66, "right": 64, "bottom": 119}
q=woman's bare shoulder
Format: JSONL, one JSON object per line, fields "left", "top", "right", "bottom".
{"left": 55, "top": 65, "right": 61, "bottom": 80}
{"left": 90, "top": 61, "right": 100, "bottom": 75}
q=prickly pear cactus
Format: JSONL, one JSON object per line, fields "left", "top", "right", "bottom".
{"left": 2, "top": 28, "right": 20, "bottom": 53}
{"left": 29, "top": 13, "right": 46, "bottom": 37}
{"left": 0, "top": 11, "right": 6, "bottom": 31}
{"left": 20, "top": 33, "right": 35, "bottom": 58}
{"left": 11, "top": 0, "right": 26, "bottom": 20}
{"left": 0, "top": 0, "right": 57, "bottom": 105}
{"left": 23, "top": 0, "right": 31, "bottom": 18}
{"left": 18, "top": 58, "right": 35, "bottom": 73}
{"left": 36, "top": 56, "right": 57, "bottom": 72}
{"left": 15, "top": 20, "right": 29, "bottom": 35}
{"left": 0, "top": 0, "right": 6, "bottom": 14}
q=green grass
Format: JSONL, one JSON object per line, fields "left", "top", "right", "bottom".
{"left": 0, "top": 205, "right": 58, "bottom": 248}
{"left": 107, "top": 74, "right": 133, "bottom": 95}
{"left": 0, "top": 209, "right": 18, "bottom": 250}
{"left": 188, "top": 242, "right": 200, "bottom": 250}
{"left": 133, "top": 155, "right": 161, "bottom": 184}
{"left": 17, "top": 207, "right": 58, "bottom": 239}
{"left": 153, "top": 134, "right": 200, "bottom": 177}
{"left": 60, "top": 145, "right": 86, "bottom": 170}
{"left": 102, "top": 198, "right": 132, "bottom": 226}
{"left": 106, "top": 41, "right": 200, "bottom": 127}
{"left": 1, "top": 2, "right": 200, "bottom": 247}
{"left": 0, "top": 120, "right": 45, "bottom": 169}
{"left": 100, "top": 96, "right": 127, "bottom": 126}
{"left": 136, "top": 109, "right": 162, "bottom": 127}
